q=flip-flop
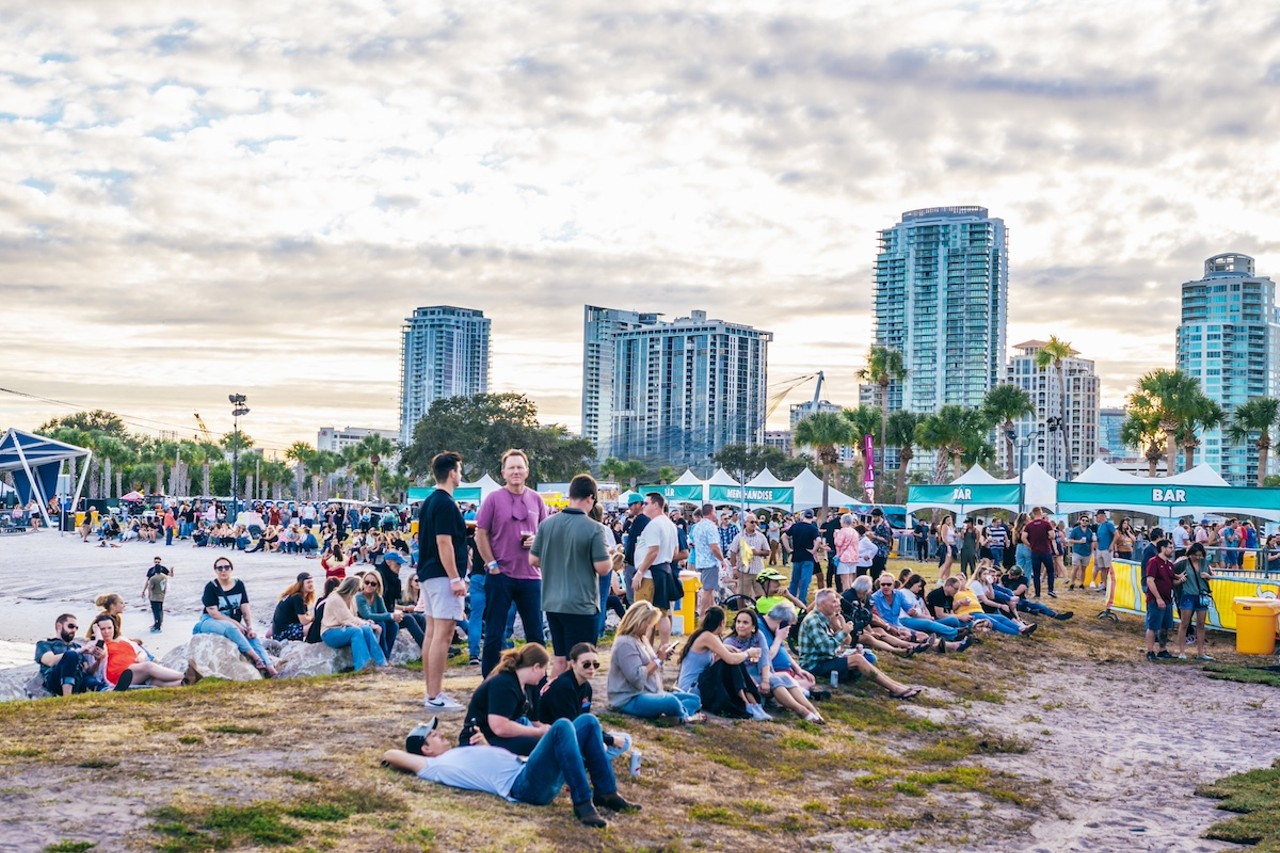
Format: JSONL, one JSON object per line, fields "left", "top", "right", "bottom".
{"left": 890, "top": 687, "right": 922, "bottom": 700}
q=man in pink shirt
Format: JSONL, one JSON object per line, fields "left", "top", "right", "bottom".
{"left": 476, "top": 450, "right": 549, "bottom": 676}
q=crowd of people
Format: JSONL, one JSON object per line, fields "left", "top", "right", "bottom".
{"left": 29, "top": 445, "right": 1278, "bottom": 829}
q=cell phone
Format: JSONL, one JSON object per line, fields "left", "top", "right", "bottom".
{"left": 95, "top": 640, "right": 105, "bottom": 648}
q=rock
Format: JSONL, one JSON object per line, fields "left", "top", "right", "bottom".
{"left": 159, "top": 643, "right": 189, "bottom": 671}
{"left": 186, "top": 633, "right": 263, "bottom": 681}
{"left": 0, "top": 664, "right": 42, "bottom": 702}
{"left": 390, "top": 629, "right": 422, "bottom": 666}
{"left": 274, "top": 641, "right": 353, "bottom": 679}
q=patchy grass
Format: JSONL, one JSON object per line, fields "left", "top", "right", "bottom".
{"left": 1197, "top": 758, "right": 1280, "bottom": 849}
{"left": 1203, "top": 663, "right": 1280, "bottom": 688}
{"left": 43, "top": 844, "right": 95, "bottom": 853}
{"left": 206, "top": 723, "right": 266, "bottom": 735}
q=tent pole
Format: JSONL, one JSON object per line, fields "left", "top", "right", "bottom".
{"left": 13, "top": 440, "right": 55, "bottom": 530}
{"left": 68, "top": 449, "right": 92, "bottom": 537}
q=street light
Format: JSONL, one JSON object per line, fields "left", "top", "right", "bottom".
{"left": 229, "top": 394, "right": 249, "bottom": 521}
{"left": 1007, "top": 426, "right": 1045, "bottom": 515}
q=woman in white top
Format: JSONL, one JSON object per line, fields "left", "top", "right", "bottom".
{"left": 938, "top": 516, "right": 957, "bottom": 580}
{"left": 320, "top": 576, "right": 387, "bottom": 672}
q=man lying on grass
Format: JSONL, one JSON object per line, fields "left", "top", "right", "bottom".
{"left": 382, "top": 714, "right": 639, "bottom": 828}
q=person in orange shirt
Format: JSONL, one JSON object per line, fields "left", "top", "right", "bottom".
{"left": 89, "top": 614, "right": 186, "bottom": 690}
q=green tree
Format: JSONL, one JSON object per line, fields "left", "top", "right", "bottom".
{"left": 1120, "top": 409, "right": 1165, "bottom": 478}
{"left": 712, "top": 445, "right": 813, "bottom": 481}
{"left": 983, "top": 384, "right": 1035, "bottom": 476}
{"left": 657, "top": 466, "right": 677, "bottom": 485}
{"left": 400, "top": 393, "right": 594, "bottom": 485}
{"left": 857, "top": 345, "right": 906, "bottom": 457}
{"left": 1034, "top": 336, "right": 1075, "bottom": 479}
{"left": 38, "top": 410, "right": 128, "bottom": 437}
{"left": 794, "top": 412, "right": 854, "bottom": 521}
{"left": 885, "top": 410, "right": 921, "bottom": 504}
{"left": 916, "top": 406, "right": 990, "bottom": 484}
{"left": 842, "top": 405, "right": 880, "bottom": 494}
{"left": 355, "top": 434, "right": 398, "bottom": 496}
{"left": 1227, "top": 397, "right": 1280, "bottom": 487}
{"left": 285, "top": 441, "right": 315, "bottom": 498}
{"left": 1129, "top": 369, "right": 1208, "bottom": 475}
{"left": 1177, "top": 397, "right": 1224, "bottom": 472}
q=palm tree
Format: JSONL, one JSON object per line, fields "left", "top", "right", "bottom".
{"left": 842, "top": 405, "right": 880, "bottom": 495}
{"left": 1177, "top": 397, "right": 1224, "bottom": 472}
{"left": 983, "top": 384, "right": 1035, "bottom": 476}
{"left": 657, "top": 466, "right": 676, "bottom": 485}
{"left": 1130, "top": 369, "right": 1206, "bottom": 475}
{"left": 94, "top": 435, "right": 130, "bottom": 499}
{"left": 794, "top": 412, "right": 854, "bottom": 522}
{"left": 885, "top": 410, "right": 921, "bottom": 504}
{"left": 615, "top": 460, "right": 646, "bottom": 492}
{"left": 351, "top": 460, "right": 376, "bottom": 501}
{"left": 355, "top": 434, "right": 397, "bottom": 497}
{"left": 857, "top": 346, "right": 906, "bottom": 456}
{"left": 1227, "top": 397, "right": 1280, "bottom": 487}
{"left": 286, "top": 441, "right": 315, "bottom": 498}
{"left": 1034, "top": 336, "right": 1075, "bottom": 479}
{"left": 915, "top": 406, "right": 989, "bottom": 484}
{"left": 1120, "top": 409, "right": 1164, "bottom": 478}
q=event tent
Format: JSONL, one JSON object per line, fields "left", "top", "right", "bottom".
{"left": 0, "top": 428, "right": 91, "bottom": 528}
{"left": 1074, "top": 459, "right": 1229, "bottom": 487}
{"left": 906, "top": 463, "right": 1058, "bottom": 516}
{"left": 789, "top": 468, "right": 859, "bottom": 510}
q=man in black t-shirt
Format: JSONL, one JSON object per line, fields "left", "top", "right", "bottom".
{"left": 417, "top": 452, "right": 469, "bottom": 713}
{"left": 35, "top": 613, "right": 107, "bottom": 696}
{"left": 787, "top": 510, "right": 822, "bottom": 605}
{"left": 925, "top": 579, "right": 957, "bottom": 621}
{"left": 620, "top": 495, "right": 648, "bottom": 604}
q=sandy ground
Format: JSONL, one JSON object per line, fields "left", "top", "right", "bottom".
{"left": 0, "top": 529, "right": 343, "bottom": 668}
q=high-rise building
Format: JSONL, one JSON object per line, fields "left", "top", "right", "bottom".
{"left": 1003, "top": 341, "right": 1100, "bottom": 479}
{"left": 790, "top": 401, "right": 855, "bottom": 465}
{"left": 399, "top": 306, "right": 491, "bottom": 444}
{"left": 763, "top": 430, "right": 792, "bottom": 455}
{"left": 871, "top": 207, "right": 1009, "bottom": 417}
{"left": 317, "top": 427, "right": 399, "bottom": 454}
{"left": 1097, "top": 408, "right": 1130, "bottom": 462}
{"left": 582, "top": 306, "right": 661, "bottom": 460}
{"left": 610, "top": 310, "right": 771, "bottom": 466}
{"left": 1175, "top": 253, "right": 1280, "bottom": 484}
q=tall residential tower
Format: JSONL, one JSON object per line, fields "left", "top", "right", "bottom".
{"left": 582, "top": 306, "right": 661, "bottom": 460}
{"left": 1004, "top": 340, "right": 1100, "bottom": 479}
{"left": 1175, "top": 254, "right": 1280, "bottom": 484}
{"left": 399, "top": 306, "right": 491, "bottom": 444}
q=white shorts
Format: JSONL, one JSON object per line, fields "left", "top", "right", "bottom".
{"left": 835, "top": 559, "right": 856, "bottom": 576}
{"left": 421, "top": 577, "right": 465, "bottom": 621}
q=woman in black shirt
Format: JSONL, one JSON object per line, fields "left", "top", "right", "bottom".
{"left": 191, "top": 557, "right": 277, "bottom": 677}
{"left": 538, "top": 643, "right": 635, "bottom": 763}
{"left": 462, "top": 643, "right": 551, "bottom": 756}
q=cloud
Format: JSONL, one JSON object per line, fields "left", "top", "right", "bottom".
{"left": 1, "top": 0, "right": 1278, "bottom": 450}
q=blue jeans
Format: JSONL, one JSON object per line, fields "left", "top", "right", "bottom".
{"left": 617, "top": 690, "right": 701, "bottom": 721}
{"left": 900, "top": 616, "right": 959, "bottom": 641}
{"left": 482, "top": 574, "right": 544, "bottom": 676}
{"left": 468, "top": 573, "right": 517, "bottom": 661}
{"left": 1029, "top": 553, "right": 1055, "bottom": 596}
{"left": 970, "top": 613, "right": 1022, "bottom": 636}
{"left": 596, "top": 573, "right": 612, "bottom": 638}
{"left": 508, "top": 715, "right": 617, "bottom": 807}
{"left": 1015, "top": 544, "right": 1031, "bottom": 575}
{"left": 193, "top": 614, "right": 271, "bottom": 665}
{"left": 1018, "top": 599, "right": 1058, "bottom": 617}
{"left": 322, "top": 625, "right": 387, "bottom": 671}
{"left": 789, "top": 561, "right": 815, "bottom": 604}
{"left": 990, "top": 547, "right": 1004, "bottom": 568}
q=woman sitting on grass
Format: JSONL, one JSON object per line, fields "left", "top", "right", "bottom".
{"left": 946, "top": 576, "right": 1036, "bottom": 637}
{"left": 539, "top": 643, "right": 636, "bottom": 765}
{"left": 463, "top": 643, "right": 552, "bottom": 756}
{"left": 607, "top": 601, "right": 705, "bottom": 724}
{"left": 676, "top": 606, "right": 768, "bottom": 721}
{"left": 91, "top": 614, "right": 185, "bottom": 690}
{"left": 727, "top": 606, "right": 824, "bottom": 724}
{"left": 355, "top": 571, "right": 405, "bottom": 659}
{"left": 969, "top": 566, "right": 1025, "bottom": 622}
{"left": 319, "top": 576, "right": 387, "bottom": 672}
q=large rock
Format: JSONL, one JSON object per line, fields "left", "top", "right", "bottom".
{"left": 185, "top": 633, "right": 264, "bottom": 681}
{"left": 390, "top": 629, "right": 422, "bottom": 666}
{"left": 274, "top": 641, "right": 353, "bottom": 678}
{"left": 0, "top": 664, "right": 43, "bottom": 702}
{"left": 159, "top": 643, "right": 190, "bottom": 671}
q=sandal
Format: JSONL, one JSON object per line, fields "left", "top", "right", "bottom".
{"left": 682, "top": 713, "right": 707, "bottom": 724}
{"left": 890, "top": 687, "right": 922, "bottom": 701}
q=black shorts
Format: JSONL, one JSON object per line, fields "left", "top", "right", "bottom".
{"left": 649, "top": 564, "right": 680, "bottom": 611}
{"left": 545, "top": 611, "right": 599, "bottom": 656}
{"left": 806, "top": 656, "right": 858, "bottom": 681}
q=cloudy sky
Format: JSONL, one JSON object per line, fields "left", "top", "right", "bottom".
{"left": 3, "top": 0, "right": 1278, "bottom": 455}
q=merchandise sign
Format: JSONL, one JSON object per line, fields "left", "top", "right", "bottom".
{"left": 708, "top": 485, "right": 795, "bottom": 508}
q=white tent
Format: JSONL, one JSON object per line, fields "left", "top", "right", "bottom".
{"left": 953, "top": 464, "right": 1003, "bottom": 485}
{"left": 744, "top": 468, "right": 790, "bottom": 489}
{"left": 906, "top": 463, "right": 1058, "bottom": 516}
{"left": 788, "top": 468, "right": 859, "bottom": 510}
{"left": 471, "top": 473, "right": 504, "bottom": 501}
{"left": 672, "top": 469, "right": 705, "bottom": 486}
{"left": 1075, "top": 459, "right": 1229, "bottom": 487}
{"left": 707, "top": 468, "right": 741, "bottom": 487}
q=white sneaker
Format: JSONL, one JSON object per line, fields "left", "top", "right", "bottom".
{"left": 747, "top": 703, "right": 773, "bottom": 722}
{"left": 425, "top": 693, "right": 465, "bottom": 712}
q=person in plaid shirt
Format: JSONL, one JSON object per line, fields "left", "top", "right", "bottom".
{"left": 797, "top": 589, "right": 921, "bottom": 699}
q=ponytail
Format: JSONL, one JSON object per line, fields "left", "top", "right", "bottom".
{"left": 493, "top": 643, "right": 550, "bottom": 676}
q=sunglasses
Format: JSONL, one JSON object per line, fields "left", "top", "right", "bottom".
{"left": 65, "top": 625, "right": 78, "bottom": 631}
{"left": 214, "top": 565, "right": 232, "bottom": 571}
{"left": 879, "top": 582, "right": 894, "bottom": 587}
{"left": 576, "top": 660, "right": 601, "bottom": 669}
{"left": 362, "top": 581, "right": 377, "bottom": 587}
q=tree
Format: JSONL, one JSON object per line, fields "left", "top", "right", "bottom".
{"left": 1177, "top": 397, "right": 1224, "bottom": 472}
{"left": 39, "top": 410, "right": 128, "bottom": 437}
{"left": 885, "top": 410, "right": 921, "bottom": 504}
{"left": 983, "top": 384, "right": 1035, "bottom": 476}
{"left": 1227, "top": 397, "right": 1280, "bottom": 487}
{"left": 613, "top": 460, "right": 647, "bottom": 492}
{"left": 915, "top": 406, "right": 990, "bottom": 484}
{"left": 400, "top": 393, "right": 595, "bottom": 485}
{"left": 1120, "top": 409, "right": 1164, "bottom": 478}
{"left": 1129, "top": 369, "right": 1207, "bottom": 475}
{"left": 842, "top": 405, "right": 880, "bottom": 496}
{"left": 857, "top": 346, "right": 906, "bottom": 459}
{"left": 286, "top": 442, "right": 315, "bottom": 498}
{"left": 712, "top": 445, "right": 813, "bottom": 481}
{"left": 657, "top": 466, "right": 677, "bottom": 485}
{"left": 355, "top": 434, "right": 397, "bottom": 497}
{"left": 1034, "top": 336, "right": 1075, "bottom": 479}
{"left": 794, "top": 412, "right": 854, "bottom": 522}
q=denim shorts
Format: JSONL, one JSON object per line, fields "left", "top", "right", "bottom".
{"left": 1145, "top": 600, "right": 1174, "bottom": 633}
{"left": 1179, "top": 594, "right": 1207, "bottom": 614}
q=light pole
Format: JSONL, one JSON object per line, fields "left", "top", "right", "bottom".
{"left": 1008, "top": 427, "right": 1045, "bottom": 516}
{"left": 229, "top": 394, "right": 249, "bottom": 521}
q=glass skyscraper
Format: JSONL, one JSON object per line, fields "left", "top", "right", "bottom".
{"left": 582, "top": 306, "right": 661, "bottom": 461}
{"left": 870, "top": 207, "right": 1008, "bottom": 475}
{"left": 1175, "top": 254, "right": 1280, "bottom": 485}
{"left": 399, "top": 306, "right": 491, "bottom": 444}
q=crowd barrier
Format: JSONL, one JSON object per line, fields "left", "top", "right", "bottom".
{"left": 1105, "top": 558, "right": 1280, "bottom": 635}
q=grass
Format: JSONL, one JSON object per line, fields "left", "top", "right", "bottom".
{"left": 1203, "top": 663, "right": 1280, "bottom": 688}
{"left": 43, "top": 844, "right": 95, "bottom": 853}
{"left": 1197, "top": 758, "right": 1280, "bottom": 849}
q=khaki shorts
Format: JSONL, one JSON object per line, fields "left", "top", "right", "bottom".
{"left": 1071, "top": 553, "right": 1090, "bottom": 568}
{"left": 1093, "top": 551, "right": 1113, "bottom": 570}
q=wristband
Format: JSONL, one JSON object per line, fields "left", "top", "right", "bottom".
{"left": 450, "top": 577, "right": 465, "bottom": 585}
{"left": 486, "top": 561, "right": 500, "bottom": 571}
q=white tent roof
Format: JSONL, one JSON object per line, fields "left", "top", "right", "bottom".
{"left": 1075, "top": 459, "right": 1229, "bottom": 488}
{"left": 672, "top": 469, "right": 704, "bottom": 486}
{"left": 707, "top": 468, "right": 741, "bottom": 486}
{"left": 471, "top": 473, "right": 503, "bottom": 500}
{"left": 745, "top": 467, "right": 789, "bottom": 488}
{"left": 788, "top": 468, "right": 859, "bottom": 509}
{"left": 953, "top": 464, "right": 1002, "bottom": 485}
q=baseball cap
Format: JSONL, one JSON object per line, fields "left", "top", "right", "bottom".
{"left": 802, "top": 509, "right": 815, "bottom": 519}
{"left": 383, "top": 552, "right": 406, "bottom": 564}
{"left": 296, "top": 572, "right": 312, "bottom": 582}
{"left": 406, "top": 717, "right": 439, "bottom": 755}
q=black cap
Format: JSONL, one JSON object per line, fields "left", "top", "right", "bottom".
{"left": 296, "top": 572, "right": 312, "bottom": 582}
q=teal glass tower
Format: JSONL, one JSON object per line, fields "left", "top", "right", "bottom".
{"left": 1175, "top": 254, "right": 1280, "bottom": 484}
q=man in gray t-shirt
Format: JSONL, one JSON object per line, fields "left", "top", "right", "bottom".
{"left": 530, "top": 474, "right": 615, "bottom": 675}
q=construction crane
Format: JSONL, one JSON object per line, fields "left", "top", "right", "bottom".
{"left": 193, "top": 412, "right": 213, "bottom": 441}
{"left": 765, "top": 372, "right": 824, "bottom": 422}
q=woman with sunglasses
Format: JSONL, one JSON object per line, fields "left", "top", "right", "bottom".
{"left": 539, "top": 643, "right": 636, "bottom": 764}
{"left": 320, "top": 576, "right": 388, "bottom": 672}
{"left": 357, "top": 571, "right": 421, "bottom": 658}
{"left": 463, "top": 643, "right": 552, "bottom": 756}
{"left": 192, "top": 558, "right": 278, "bottom": 677}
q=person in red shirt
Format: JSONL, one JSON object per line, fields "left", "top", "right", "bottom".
{"left": 1020, "top": 507, "right": 1057, "bottom": 599}
{"left": 1143, "top": 538, "right": 1184, "bottom": 661}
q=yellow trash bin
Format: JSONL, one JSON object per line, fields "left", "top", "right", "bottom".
{"left": 1242, "top": 552, "right": 1257, "bottom": 571}
{"left": 1231, "top": 597, "right": 1280, "bottom": 655}
{"left": 75, "top": 511, "right": 86, "bottom": 527}
{"left": 679, "top": 571, "right": 702, "bottom": 636}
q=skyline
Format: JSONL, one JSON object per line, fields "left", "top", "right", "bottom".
{"left": 4, "top": 2, "right": 1280, "bottom": 452}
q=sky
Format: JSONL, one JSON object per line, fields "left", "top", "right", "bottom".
{"left": 3, "top": 0, "right": 1279, "bottom": 457}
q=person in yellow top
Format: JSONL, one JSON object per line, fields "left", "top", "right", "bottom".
{"left": 934, "top": 577, "right": 1036, "bottom": 637}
